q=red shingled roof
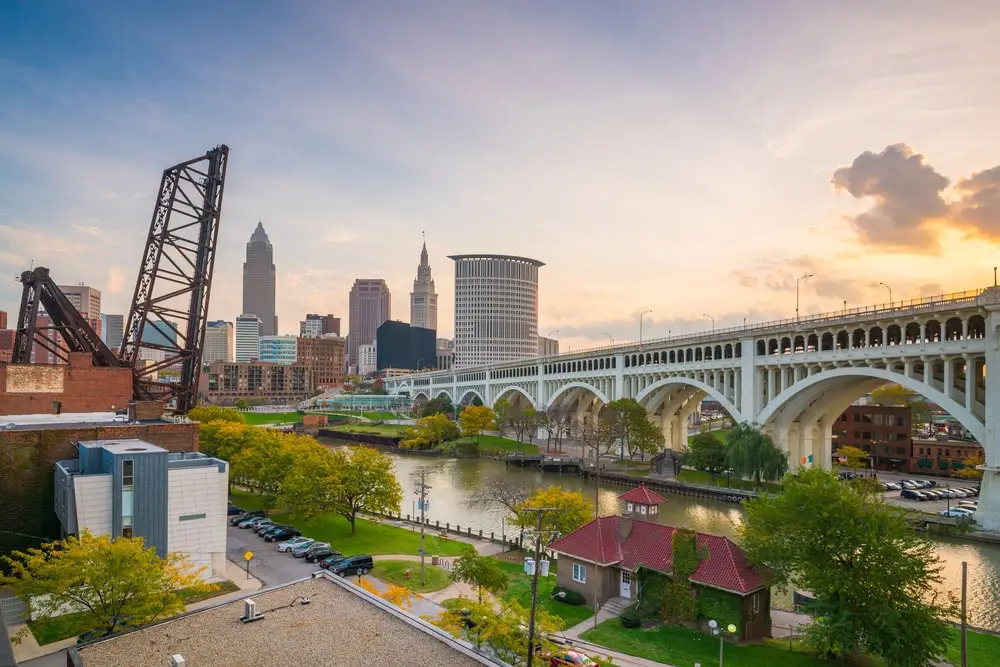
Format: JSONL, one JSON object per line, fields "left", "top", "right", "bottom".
{"left": 548, "top": 516, "right": 767, "bottom": 595}
{"left": 618, "top": 483, "right": 667, "bottom": 506}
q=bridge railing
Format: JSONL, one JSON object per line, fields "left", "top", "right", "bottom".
{"left": 392, "top": 287, "right": 986, "bottom": 382}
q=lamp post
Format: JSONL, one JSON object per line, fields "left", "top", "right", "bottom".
{"left": 639, "top": 309, "right": 652, "bottom": 348}
{"left": 703, "top": 313, "right": 715, "bottom": 333}
{"left": 796, "top": 274, "right": 813, "bottom": 321}
{"left": 878, "top": 282, "right": 893, "bottom": 306}
{"left": 602, "top": 332, "right": 614, "bottom": 346}
{"left": 708, "top": 620, "right": 738, "bottom": 667}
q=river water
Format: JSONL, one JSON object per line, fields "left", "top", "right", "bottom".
{"left": 318, "top": 439, "right": 1000, "bottom": 630}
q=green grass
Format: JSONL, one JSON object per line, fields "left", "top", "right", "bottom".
{"left": 688, "top": 427, "right": 733, "bottom": 443}
{"left": 375, "top": 559, "right": 452, "bottom": 593}
{"left": 943, "top": 627, "right": 1000, "bottom": 666}
{"left": 492, "top": 557, "right": 593, "bottom": 630}
{"left": 676, "top": 469, "right": 780, "bottom": 494}
{"left": 317, "top": 411, "right": 398, "bottom": 421}
{"left": 580, "top": 620, "right": 831, "bottom": 667}
{"left": 242, "top": 411, "right": 302, "bottom": 425}
{"left": 230, "top": 489, "right": 468, "bottom": 557}
{"left": 27, "top": 581, "right": 243, "bottom": 645}
{"left": 330, "top": 424, "right": 409, "bottom": 436}
{"left": 455, "top": 435, "right": 540, "bottom": 455}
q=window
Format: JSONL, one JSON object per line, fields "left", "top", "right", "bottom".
{"left": 122, "top": 460, "right": 134, "bottom": 488}
{"left": 179, "top": 513, "right": 206, "bottom": 522}
{"left": 572, "top": 563, "right": 587, "bottom": 584}
{"left": 122, "top": 526, "right": 133, "bottom": 538}
{"left": 752, "top": 592, "right": 761, "bottom": 614}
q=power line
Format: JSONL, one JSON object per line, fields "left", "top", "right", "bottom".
{"left": 520, "top": 506, "right": 556, "bottom": 667}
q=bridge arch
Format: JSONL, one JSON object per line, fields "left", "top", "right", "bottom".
{"left": 547, "top": 381, "right": 611, "bottom": 408}
{"left": 756, "top": 366, "right": 985, "bottom": 445}
{"left": 394, "top": 381, "right": 412, "bottom": 396}
{"left": 493, "top": 386, "right": 539, "bottom": 410}
{"left": 434, "top": 389, "right": 453, "bottom": 403}
{"left": 412, "top": 390, "right": 431, "bottom": 403}
{"left": 635, "top": 377, "right": 743, "bottom": 422}
{"left": 457, "top": 388, "right": 486, "bottom": 406}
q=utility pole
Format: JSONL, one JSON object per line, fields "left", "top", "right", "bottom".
{"left": 961, "top": 561, "right": 968, "bottom": 667}
{"left": 522, "top": 506, "right": 555, "bottom": 667}
{"left": 413, "top": 469, "right": 432, "bottom": 586}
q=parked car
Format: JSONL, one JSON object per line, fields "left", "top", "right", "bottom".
{"left": 263, "top": 526, "right": 300, "bottom": 542}
{"left": 328, "top": 554, "right": 374, "bottom": 577}
{"left": 253, "top": 520, "right": 278, "bottom": 534}
{"left": 319, "top": 554, "right": 347, "bottom": 569}
{"left": 278, "top": 537, "right": 314, "bottom": 553}
{"left": 231, "top": 510, "right": 266, "bottom": 525}
{"left": 227, "top": 504, "right": 244, "bottom": 516}
{"left": 292, "top": 541, "right": 328, "bottom": 558}
{"left": 958, "top": 501, "right": 979, "bottom": 509}
{"left": 305, "top": 547, "right": 341, "bottom": 563}
{"left": 941, "top": 508, "right": 975, "bottom": 519}
{"left": 549, "top": 649, "right": 599, "bottom": 666}
{"left": 901, "top": 489, "right": 925, "bottom": 501}
{"left": 238, "top": 516, "right": 270, "bottom": 529}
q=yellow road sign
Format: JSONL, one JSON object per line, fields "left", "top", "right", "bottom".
{"left": 244, "top": 550, "right": 254, "bottom": 561}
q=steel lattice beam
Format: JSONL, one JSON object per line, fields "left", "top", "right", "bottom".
{"left": 120, "top": 145, "right": 230, "bottom": 413}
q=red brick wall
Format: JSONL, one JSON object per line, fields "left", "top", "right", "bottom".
{"left": 303, "top": 414, "right": 328, "bottom": 427}
{"left": 0, "top": 353, "right": 133, "bottom": 416}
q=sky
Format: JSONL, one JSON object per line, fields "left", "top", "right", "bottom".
{"left": 2, "top": 0, "right": 1000, "bottom": 352}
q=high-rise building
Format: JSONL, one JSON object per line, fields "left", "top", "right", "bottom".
{"left": 235, "top": 314, "right": 262, "bottom": 362}
{"left": 410, "top": 236, "right": 438, "bottom": 332}
{"left": 296, "top": 335, "right": 346, "bottom": 390}
{"left": 300, "top": 313, "right": 341, "bottom": 338}
{"left": 450, "top": 254, "right": 543, "bottom": 368}
{"left": 102, "top": 314, "right": 125, "bottom": 351}
{"left": 203, "top": 320, "right": 234, "bottom": 365}
{"left": 376, "top": 321, "right": 436, "bottom": 372}
{"left": 0, "top": 310, "right": 12, "bottom": 363}
{"left": 357, "top": 341, "right": 378, "bottom": 377}
{"left": 436, "top": 338, "right": 454, "bottom": 370}
{"left": 538, "top": 336, "right": 560, "bottom": 356}
{"left": 142, "top": 320, "right": 179, "bottom": 349}
{"left": 259, "top": 335, "right": 298, "bottom": 364}
{"left": 348, "top": 279, "right": 391, "bottom": 368}
{"left": 242, "top": 221, "right": 277, "bottom": 337}
{"left": 60, "top": 283, "right": 102, "bottom": 337}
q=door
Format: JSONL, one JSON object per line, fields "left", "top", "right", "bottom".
{"left": 620, "top": 570, "right": 632, "bottom": 598}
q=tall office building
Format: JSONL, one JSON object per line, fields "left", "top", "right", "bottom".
{"left": 60, "top": 283, "right": 102, "bottom": 337}
{"left": 102, "top": 314, "right": 125, "bottom": 350}
{"left": 538, "top": 336, "right": 560, "bottom": 356}
{"left": 235, "top": 314, "right": 262, "bottom": 362}
{"left": 258, "top": 335, "right": 298, "bottom": 364}
{"left": 242, "top": 222, "right": 277, "bottom": 337}
{"left": 203, "top": 320, "right": 234, "bottom": 365}
{"left": 409, "top": 237, "right": 438, "bottom": 332}
{"left": 348, "top": 279, "right": 391, "bottom": 369}
{"left": 450, "top": 254, "right": 543, "bottom": 368}
{"left": 300, "top": 313, "right": 341, "bottom": 338}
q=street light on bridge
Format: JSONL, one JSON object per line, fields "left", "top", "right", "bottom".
{"left": 703, "top": 313, "right": 715, "bottom": 333}
{"left": 796, "top": 273, "right": 813, "bottom": 322}
{"left": 639, "top": 309, "right": 652, "bottom": 348}
{"left": 602, "top": 332, "right": 614, "bottom": 346}
{"left": 878, "top": 282, "right": 893, "bottom": 306}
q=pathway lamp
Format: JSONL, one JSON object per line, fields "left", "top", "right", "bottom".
{"left": 879, "top": 282, "right": 893, "bottom": 306}
{"left": 708, "top": 619, "right": 738, "bottom": 667}
{"left": 639, "top": 309, "right": 653, "bottom": 348}
{"left": 703, "top": 313, "right": 715, "bottom": 333}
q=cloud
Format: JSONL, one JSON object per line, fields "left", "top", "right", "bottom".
{"left": 106, "top": 267, "right": 125, "bottom": 295}
{"left": 831, "top": 143, "right": 950, "bottom": 251}
{"left": 732, "top": 256, "right": 874, "bottom": 305}
{"left": 951, "top": 165, "right": 1000, "bottom": 239}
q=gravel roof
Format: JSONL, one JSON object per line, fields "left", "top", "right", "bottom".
{"left": 74, "top": 573, "right": 503, "bottom": 667}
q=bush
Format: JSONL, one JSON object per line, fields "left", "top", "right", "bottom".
{"left": 553, "top": 587, "right": 586, "bottom": 606}
{"left": 620, "top": 610, "right": 641, "bottom": 628}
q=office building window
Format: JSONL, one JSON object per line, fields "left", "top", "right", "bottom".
{"left": 122, "top": 460, "right": 134, "bottom": 488}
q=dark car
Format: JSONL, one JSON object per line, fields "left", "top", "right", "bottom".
{"left": 318, "top": 554, "right": 348, "bottom": 569}
{"left": 231, "top": 509, "right": 266, "bottom": 525}
{"left": 328, "top": 554, "right": 374, "bottom": 577}
{"left": 305, "top": 547, "right": 341, "bottom": 563}
{"left": 264, "top": 526, "right": 302, "bottom": 542}
{"left": 227, "top": 504, "right": 244, "bottom": 516}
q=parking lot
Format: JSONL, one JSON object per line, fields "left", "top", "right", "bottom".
{"left": 226, "top": 525, "right": 320, "bottom": 587}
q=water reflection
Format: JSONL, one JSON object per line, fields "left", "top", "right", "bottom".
{"left": 318, "top": 440, "right": 1000, "bottom": 630}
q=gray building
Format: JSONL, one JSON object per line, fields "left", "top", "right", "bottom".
{"left": 348, "top": 279, "right": 391, "bottom": 370}
{"left": 243, "top": 221, "right": 278, "bottom": 337}
{"left": 410, "top": 237, "right": 438, "bottom": 332}
{"left": 102, "top": 313, "right": 125, "bottom": 350}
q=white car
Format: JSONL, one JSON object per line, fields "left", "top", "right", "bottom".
{"left": 277, "top": 537, "right": 314, "bottom": 553}
{"left": 941, "top": 507, "right": 975, "bottom": 519}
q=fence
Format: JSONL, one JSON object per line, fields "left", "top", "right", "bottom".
{"left": 0, "top": 592, "right": 27, "bottom": 625}
{"left": 371, "top": 511, "right": 525, "bottom": 552}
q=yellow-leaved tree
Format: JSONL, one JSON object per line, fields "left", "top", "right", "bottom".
{"left": 836, "top": 445, "right": 870, "bottom": 471}
{"left": 515, "top": 486, "right": 592, "bottom": 544}
{"left": 0, "top": 531, "right": 213, "bottom": 643}
{"left": 432, "top": 599, "right": 563, "bottom": 667}
{"left": 459, "top": 405, "right": 497, "bottom": 446}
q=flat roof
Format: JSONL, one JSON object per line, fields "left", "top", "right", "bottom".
{"left": 0, "top": 413, "right": 172, "bottom": 432}
{"left": 94, "top": 440, "right": 167, "bottom": 455}
{"left": 73, "top": 574, "right": 504, "bottom": 667}
{"left": 448, "top": 254, "right": 545, "bottom": 267}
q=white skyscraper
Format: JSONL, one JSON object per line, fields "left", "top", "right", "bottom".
{"left": 235, "top": 314, "right": 262, "bottom": 362}
{"left": 449, "top": 254, "right": 543, "bottom": 368}
{"left": 409, "top": 236, "right": 438, "bottom": 332}
{"left": 203, "top": 320, "right": 234, "bottom": 365}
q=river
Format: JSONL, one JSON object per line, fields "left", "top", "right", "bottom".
{"left": 318, "top": 439, "right": 1000, "bottom": 630}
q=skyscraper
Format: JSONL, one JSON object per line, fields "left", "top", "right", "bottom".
{"left": 450, "top": 254, "right": 543, "bottom": 368}
{"left": 410, "top": 236, "right": 438, "bottom": 332}
{"left": 300, "top": 313, "right": 341, "bottom": 338}
{"left": 348, "top": 279, "right": 391, "bottom": 370}
{"left": 242, "top": 221, "right": 277, "bottom": 337}
{"left": 60, "top": 283, "right": 102, "bottom": 338}
{"left": 203, "top": 320, "right": 234, "bottom": 365}
{"left": 102, "top": 314, "right": 125, "bottom": 350}
{"left": 235, "top": 314, "right": 262, "bottom": 362}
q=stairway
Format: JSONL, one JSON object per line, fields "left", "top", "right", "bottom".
{"left": 601, "top": 596, "right": 631, "bottom": 615}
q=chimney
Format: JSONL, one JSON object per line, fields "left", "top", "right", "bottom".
{"left": 619, "top": 507, "right": 633, "bottom": 541}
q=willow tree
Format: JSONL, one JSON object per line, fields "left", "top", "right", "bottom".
{"left": 724, "top": 422, "right": 788, "bottom": 486}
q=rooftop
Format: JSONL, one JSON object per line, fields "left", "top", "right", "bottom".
{"left": 72, "top": 574, "right": 504, "bottom": 667}
{"left": 618, "top": 483, "right": 667, "bottom": 506}
{"left": 92, "top": 440, "right": 167, "bottom": 455}
{"left": 0, "top": 412, "right": 172, "bottom": 431}
{"left": 549, "top": 516, "right": 767, "bottom": 595}
{"left": 448, "top": 253, "right": 545, "bottom": 267}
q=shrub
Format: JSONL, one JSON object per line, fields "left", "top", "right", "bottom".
{"left": 553, "top": 587, "right": 586, "bottom": 606}
{"left": 620, "top": 610, "right": 641, "bottom": 628}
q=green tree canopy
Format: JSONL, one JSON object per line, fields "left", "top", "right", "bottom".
{"left": 331, "top": 446, "right": 403, "bottom": 534}
{"left": 684, "top": 431, "right": 727, "bottom": 479}
{"left": 515, "top": 486, "right": 592, "bottom": 544}
{"left": 401, "top": 413, "right": 460, "bottom": 449}
{"left": 459, "top": 405, "right": 498, "bottom": 444}
{"left": 724, "top": 422, "right": 788, "bottom": 485}
{"left": 740, "top": 467, "right": 957, "bottom": 666}
{"left": 187, "top": 406, "right": 245, "bottom": 424}
{"left": 450, "top": 547, "right": 509, "bottom": 603}
{"left": 607, "top": 398, "right": 665, "bottom": 460}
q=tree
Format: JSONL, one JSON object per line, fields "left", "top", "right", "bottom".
{"left": 607, "top": 398, "right": 665, "bottom": 460}
{"left": 420, "top": 395, "right": 454, "bottom": 418}
{"left": 515, "top": 486, "right": 592, "bottom": 544}
{"left": 433, "top": 599, "right": 561, "bottom": 667}
{"left": 836, "top": 445, "right": 869, "bottom": 471}
{"left": 740, "top": 467, "right": 958, "bottom": 666}
{"left": 359, "top": 577, "right": 415, "bottom": 610}
{"left": 956, "top": 450, "right": 985, "bottom": 482}
{"left": 187, "top": 406, "right": 245, "bottom": 424}
{"left": 235, "top": 398, "right": 250, "bottom": 410}
{"left": 451, "top": 547, "right": 509, "bottom": 603}
{"left": 459, "top": 405, "right": 497, "bottom": 445}
{"left": 0, "top": 532, "right": 213, "bottom": 642}
{"left": 230, "top": 431, "right": 297, "bottom": 504}
{"left": 580, "top": 412, "right": 618, "bottom": 464}
{"left": 544, "top": 404, "right": 572, "bottom": 452}
{"left": 684, "top": 431, "right": 726, "bottom": 481}
{"left": 724, "top": 422, "right": 788, "bottom": 486}
{"left": 401, "top": 413, "right": 460, "bottom": 449}
{"left": 469, "top": 478, "right": 532, "bottom": 519}
{"left": 332, "top": 446, "right": 403, "bottom": 534}
{"left": 493, "top": 397, "right": 513, "bottom": 439}
{"left": 278, "top": 443, "right": 343, "bottom": 518}
{"left": 870, "top": 384, "right": 930, "bottom": 434}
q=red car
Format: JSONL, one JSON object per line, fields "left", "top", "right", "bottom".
{"left": 550, "top": 649, "right": 598, "bottom": 666}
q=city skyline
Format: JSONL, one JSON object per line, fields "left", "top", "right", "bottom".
{"left": 3, "top": 2, "right": 1000, "bottom": 353}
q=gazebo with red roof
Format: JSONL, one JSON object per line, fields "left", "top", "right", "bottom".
{"left": 618, "top": 483, "right": 666, "bottom": 517}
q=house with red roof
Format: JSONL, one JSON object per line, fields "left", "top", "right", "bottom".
{"left": 548, "top": 484, "right": 772, "bottom": 641}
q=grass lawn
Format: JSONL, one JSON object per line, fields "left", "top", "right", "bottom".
{"left": 456, "top": 434, "right": 540, "bottom": 455}
{"left": 580, "top": 620, "right": 831, "bottom": 667}
{"left": 375, "top": 560, "right": 452, "bottom": 593}
{"left": 242, "top": 411, "right": 302, "bottom": 425}
{"left": 230, "top": 489, "right": 468, "bottom": 557}
{"left": 676, "top": 469, "right": 780, "bottom": 494}
{"left": 318, "top": 411, "right": 398, "bottom": 421}
{"left": 492, "top": 558, "right": 593, "bottom": 630}
{"left": 943, "top": 628, "right": 1000, "bottom": 666}
{"left": 28, "top": 580, "right": 243, "bottom": 645}
{"left": 331, "top": 424, "right": 409, "bottom": 436}
{"left": 688, "top": 427, "right": 733, "bottom": 443}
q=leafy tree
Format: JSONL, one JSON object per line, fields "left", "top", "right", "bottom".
{"left": 332, "top": 446, "right": 403, "bottom": 534}
{"left": 740, "top": 467, "right": 958, "bottom": 666}
{"left": 493, "top": 397, "right": 513, "bottom": 439}
{"left": 956, "top": 450, "right": 985, "bottom": 482}
{"left": 544, "top": 404, "right": 573, "bottom": 452}
{"left": 359, "top": 577, "right": 415, "bottom": 610}
{"left": 400, "top": 413, "right": 460, "bottom": 449}
{"left": 451, "top": 547, "right": 509, "bottom": 603}
{"left": 420, "top": 395, "right": 454, "bottom": 418}
{"left": 724, "top": 422, "right": 788, "bottom": 485}
{"left": 836, "top": 445, "right": 869, "bottom": 471}
{"left": 515, "top": 486, "right": 592, "bottom": 544}
{"left": 469, "top": 478, "right": 532, "bottom": 521}
{"left": 231, "top": 431, "right": 297, "bottom": 504}
{"left": 607, "top": 398, "right": 665, "bottom": 460}
{"left": 1, "top": 532, "right": 213, "bottom": 642}
{"left": 433, "top": 599, "right": 561, "bottom": 667}
{"left": 580, "top": 412, "right": 618, "bottom": 464}
{"left": 459, "top": 405, "right": 497, "bottom": 445}
{"left": 278, "top": 443, "right": 343, "bottom": 518}
{"left": 234, "top": 398, "right": 249, "bottom": 410}
{"left": 684, "top": 432, "right": 727, "bottom": 481}
{"left": 870, "top": 384, "right": 930, "bottom": 434}
{"left": 187, "top": 406, "right": 245, "bottom": 424}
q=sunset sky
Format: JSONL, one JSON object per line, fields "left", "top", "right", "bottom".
{"left": 2, "top": 1, "right": 1000, "bottom": 352}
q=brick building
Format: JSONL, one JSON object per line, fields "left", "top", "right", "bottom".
{"left": 831, "top": 405, "right": 912, "bottom": 471}
{"left": 0, "top": 329, "right": 12, "bottom": 364}
{"left": 0, "top": 353, "right": 134, "bottom": 416}
{"left": 199, "top": 360, "right": 313, "bottom": 406}
{"left": 911, "top": 437, "right": 984, "bottom": 475}
{"left": 296, "top": 335, "right": 345, "bottom": 390}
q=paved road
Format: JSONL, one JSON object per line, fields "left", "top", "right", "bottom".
{"left": 834, "top": 468, "right": 980, "bottom": 514}
{"left": 226, "top": 525, "right": 321, "bottom": 587}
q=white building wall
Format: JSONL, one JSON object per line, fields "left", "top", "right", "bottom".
{"left": 166, "top": 465, "right": 229, "bottom": 577}
{"left": 73, "top": 475, "right": 113, "bottom": 536}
